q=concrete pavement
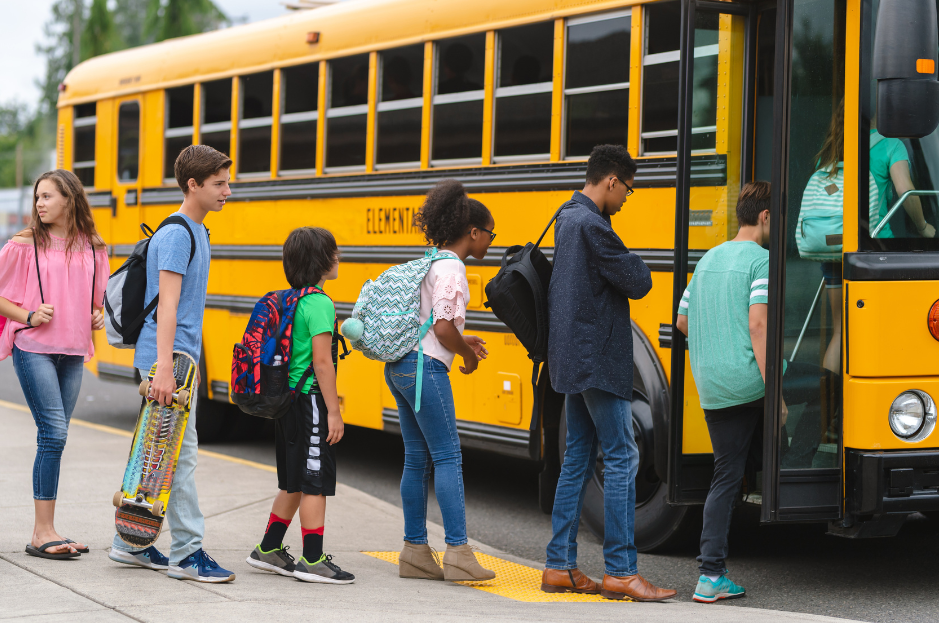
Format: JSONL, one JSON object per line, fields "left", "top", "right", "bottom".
{"left": 0, "top": 401, "right": 863, "bottom": 622}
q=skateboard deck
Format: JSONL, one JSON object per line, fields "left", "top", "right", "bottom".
{"left": 113, "top": 351, "right": 196, "bottom": 548}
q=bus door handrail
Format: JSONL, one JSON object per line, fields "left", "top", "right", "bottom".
{"left": 871, "top": 189, "right": 939, "bottom": 236}
{"left": 789, "top": 277, "right": 825, "bottom": 363}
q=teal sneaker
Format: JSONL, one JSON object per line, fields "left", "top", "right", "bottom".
{"left": 693, "top": 575, "right": 745, "bottom": 603}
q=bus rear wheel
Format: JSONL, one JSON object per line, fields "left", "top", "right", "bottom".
{"left": 557, "top": 396, "right": 699, "bottom": 553}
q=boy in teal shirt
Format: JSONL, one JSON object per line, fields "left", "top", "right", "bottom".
{"left": 676, "top": 181, "right": 786, "bottom": 603}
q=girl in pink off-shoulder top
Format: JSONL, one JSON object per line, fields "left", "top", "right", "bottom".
{"left": 0, "top": 170, "right": 108, "bottom": 560}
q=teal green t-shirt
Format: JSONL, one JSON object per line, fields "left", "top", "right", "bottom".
{"left": 869, "top": 130, "right": 909, "bottom": 238}
{"left": 677, "top": 241, "right": 769, "bottom": 410}
{"left": 289, "top": 292, "right": 336, "bottom": 394}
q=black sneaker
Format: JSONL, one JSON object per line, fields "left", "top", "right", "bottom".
{"left": 294, "top": 554, "right": 355, "bottom": 584}
{"left": 246, "top": 544, "right": 296, "bottom": 577}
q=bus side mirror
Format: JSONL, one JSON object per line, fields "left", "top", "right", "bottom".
{"left": 873, "top": 0, "right": 939, "bottom": 138}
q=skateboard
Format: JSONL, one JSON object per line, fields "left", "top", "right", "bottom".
{"left": 113, "top": 351, "right": 197, "bottom": 548}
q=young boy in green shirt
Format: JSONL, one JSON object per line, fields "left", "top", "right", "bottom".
{"left": 676, "top": 181, "right": 786, "bottom": 603}
{"left": 246, "top": 227, "right": 354, "bottom": 584}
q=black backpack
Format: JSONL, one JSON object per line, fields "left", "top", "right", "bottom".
{"left": 103, "top": 216, "right": 204, "bottom": 348}
{"left": 484, "top": 204, "right": 568, "bottom": 386}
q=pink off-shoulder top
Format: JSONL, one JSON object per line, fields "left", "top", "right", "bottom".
{"left": 0, "top": 234, "right": 109, "bottom": 362}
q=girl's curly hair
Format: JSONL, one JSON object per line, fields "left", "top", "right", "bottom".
{"left": 413, "top": 179, "right": 492, "bottom": 247}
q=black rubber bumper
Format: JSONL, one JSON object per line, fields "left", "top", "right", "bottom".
{"left": 845, "top": 449, "right": 939, "bottom": 515}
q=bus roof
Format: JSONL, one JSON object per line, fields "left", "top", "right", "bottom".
{"left": 58, "top": 0, "right": 638, "bottom": 107}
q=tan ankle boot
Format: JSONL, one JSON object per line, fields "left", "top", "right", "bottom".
{"left": 399, "top": 541, "right": 444, "bottom": 580}
{"left": 442, "top": 544, "right": 495, "bottom": 581}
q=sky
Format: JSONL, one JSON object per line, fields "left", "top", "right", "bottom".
{"left": 0, "top": 0, "right": 292, "bottom": 111}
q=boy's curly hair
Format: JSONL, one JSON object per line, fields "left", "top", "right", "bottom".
{"left": 413, "top": 179, "right": 492, "bottom": 247}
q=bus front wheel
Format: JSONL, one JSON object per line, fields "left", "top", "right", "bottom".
{"left": 557, "top": 396, "right": 700, "bottom": 553}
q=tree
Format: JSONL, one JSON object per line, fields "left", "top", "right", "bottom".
{"left": 35, "top": 0, "right": 84, "bottom": 117}
{"left": 113, "top": 0, "right": 151, "bottom": 48}
{"left": 82, "top": 0, "right": 119, "bottom": 60}
{"left": 145, "top": 0, "right": 229, "bottom": 43}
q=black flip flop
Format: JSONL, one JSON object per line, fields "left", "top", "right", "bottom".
{"left": 25, "top": 541, "right": 80, "bottom": 559}
{"left": 64, "top": 539, "right": 89, "bottom": 554}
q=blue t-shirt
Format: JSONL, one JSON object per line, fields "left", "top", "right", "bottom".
{"left": 134, "top": 212, "right": 211, "bottom": 371}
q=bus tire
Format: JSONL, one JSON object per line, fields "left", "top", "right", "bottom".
{"left": 557, "top": 397, "right": 699, "bottom": 553}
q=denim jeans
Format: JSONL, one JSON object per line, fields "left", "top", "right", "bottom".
{"left": 13, "top": 346, "right": 84, "bottom": 501}
{"left": 698, "top": 398, "right": 763, "bottom": 576}
{"left": 546, "top": 387, "right": 639, "bottom": 577}
{"left": 111, "top": 369, "right": 205, "bottom": 566}
{"left": 385, "top": 351, "right": 468, "bottom": 546}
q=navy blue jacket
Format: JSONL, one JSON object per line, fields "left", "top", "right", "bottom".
{"left": 547, "top": 191, "right": 653, "bottom": 399}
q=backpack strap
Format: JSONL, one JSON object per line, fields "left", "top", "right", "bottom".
{"left": 414, "top": 250, "right": 463, "bottom": 412}
{"left": 134, "top": 215, "right": 202, "bottom": 329}
{"left": 14, "top": 232, "right": 45, "bottom": 336}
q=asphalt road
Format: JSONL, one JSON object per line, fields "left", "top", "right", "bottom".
{"left": 0, "top": 358, "right": 936, "bottom": 622}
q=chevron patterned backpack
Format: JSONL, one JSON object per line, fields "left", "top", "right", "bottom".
{"left": 340, "top": 248, "right": 461, "bottom": 410}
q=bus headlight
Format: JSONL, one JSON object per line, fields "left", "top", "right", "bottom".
{"left": 888, "top": 390, "right": 937, "bottom": 442}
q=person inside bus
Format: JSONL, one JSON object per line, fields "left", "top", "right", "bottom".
{"left": 544, "top": 145, "right": 676, "bottom": 602}
{"left": 438, "top": 43, "right": 481, "bottom": 94}
{"left": 386, "top": 179, "right": 495, "bottom": 582}
{"left": 383, "top": 56, "right": 417, "bottom": 100}
{"left": 813, "top": 98, "right": 936, "bottom": 374}
{"left": 676, "top": 181, "right": 787, "bottom": 603}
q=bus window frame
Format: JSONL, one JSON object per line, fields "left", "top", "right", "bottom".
{"left": 115, "top": 98, "right": 142, "bottom": 186}
{"left": 237, "top": 71, "right": 275, "bottom": 179}
{"left": 164, "top": 85, "right": 196, "bottom": 184}
{"left": 73, "top": 103, "right": 97, "bottom": 190}
{"left": 430, "top": 33, "right": 487, "bottom": 168}
{"left": 491, "top": 21, "right": 555, "bottom": 164}
{"left": 278, "top": 62, "right": 320, "bottom": 177}
{"left": 324, "top": 54, "right": 371, "bottom": 174}
{"left": 562, "top": 9, "right": 633, "bottom": 161}
{"left": 375, "top": 45, "right": 425, "bottom": 171}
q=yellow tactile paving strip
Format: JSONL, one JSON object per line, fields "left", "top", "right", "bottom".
{"left": 362, "top": 551, "right": 616, "bottom": 603}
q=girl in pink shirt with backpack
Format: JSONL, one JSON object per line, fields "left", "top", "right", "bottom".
{"left": 0, "top": 170, "right": 108, "bottom": 560}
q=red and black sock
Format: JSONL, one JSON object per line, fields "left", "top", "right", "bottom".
{"left": 260, "top": 513, "right": 291, "bottom": 552}
{"left": 302, "top": 526, "right": 324, "bottom": 562}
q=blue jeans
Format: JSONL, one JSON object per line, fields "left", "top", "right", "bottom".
{"left": 385, "top": 352, "right": 468, "bottom": 546}
{"left": 13, "top": 346, "right": 84, "bottom": 500}
{"left": 546, "top": 387, "right": 639, "bottom": 577}
{"left": 111, "top": 368, "right": 205, "bottom": 566}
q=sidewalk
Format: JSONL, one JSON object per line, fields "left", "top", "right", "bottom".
{"left": 0, "top": 401, "right": 859, "bottom": 623}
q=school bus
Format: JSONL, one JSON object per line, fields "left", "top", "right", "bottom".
{"left": 56, "top": 0, "right": 938, "bottom": 549}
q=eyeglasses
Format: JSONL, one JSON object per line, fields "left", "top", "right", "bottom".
{"left": 469, "top": 226, "right": 497, "bottom": 243}
{"left": 613, "top": 176, "right": 634, "bottom": 197}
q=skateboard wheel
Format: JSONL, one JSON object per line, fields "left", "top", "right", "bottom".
{"left": 113, "top": 491, "right": 124, "bottom": 507}
{"left": 151, "top": 500, "right": 164, "bottom": 517}
{"left": 139, "top": 380, "right": 150, "bottom": 397}
{"left": 177, "top": 390, "right": 189, "bottom": 406}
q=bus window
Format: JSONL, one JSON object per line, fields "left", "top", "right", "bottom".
{"left": 376, "top": 45, "right": 424, "bottom": 169}
{"left": 493, "top": 22, "right": 553, "bottom": 162}
{"left": 641, "top": 2, "right": 719, "bottom": 154}
{"left": 201, "top": 78, "right": 232, "bottom": 157}
{"left": 431, "top": 34, "right": 485, "bottom": 165}
{"left": 861, "top": 0, "right": 939, "bottom": 249}
{"left": 280, "top": 63, "right": 319, "bottom": 174}
{"left": 239, "top": 71, "right": 274, "bottom": 176}
{"left": 117, "top": 101, "right": 140, "bottom": 183}
{"left": 326, "top": 54, "right": 369, "bottom": 171}
{"left": 165, "top": 86, "right": 195, "bottom": 181}
{"left": 780, "top": 0, "right": 847, "bottom": 470}
{"left": 73, "top": 103, "right": 96, "bottom": 188}
{"left": 564, "top": 11, "right": 631, "bottom": 159}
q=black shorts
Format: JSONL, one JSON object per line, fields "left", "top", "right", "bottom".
{"left": 275, "top": 391, "right": 336, "bottom": 496}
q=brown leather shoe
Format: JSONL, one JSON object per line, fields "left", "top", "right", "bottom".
{"left": 540, "top": 568, "right": 600, "bottom": 594}
{"left": 601, "top": 574, "right": 677, "bottom": 602}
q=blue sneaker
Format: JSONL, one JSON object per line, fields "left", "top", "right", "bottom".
{"left": 693, "top": 575, "right": 745, "bottom": 603}
{"left": 168, "top": 549, "right": 235, "bottom": 583}
{"left": 109, "top": 546, "right": 169, "bottom": 570}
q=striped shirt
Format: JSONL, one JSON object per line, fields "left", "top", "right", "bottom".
{"left": 677, "top": 241, "right": 770, "bottom": 410}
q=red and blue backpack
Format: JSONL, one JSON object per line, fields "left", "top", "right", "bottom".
{"left": 230, "top": 285, "right": 344, "bottom": 419}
